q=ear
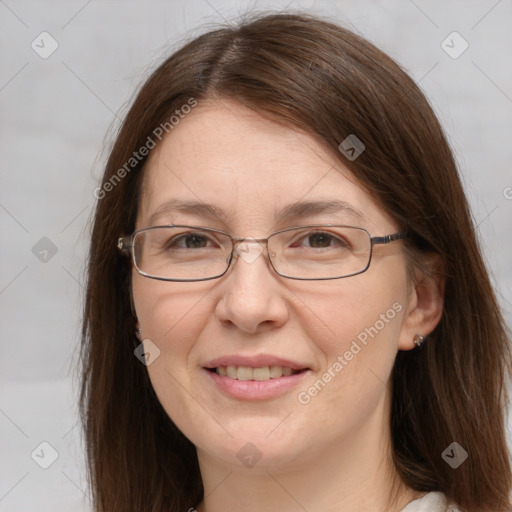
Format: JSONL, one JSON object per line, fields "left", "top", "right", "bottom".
{"left": 398, "top": 253, "right": 445, "bottom": 351}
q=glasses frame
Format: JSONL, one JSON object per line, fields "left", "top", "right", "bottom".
{"left": 117, "top": 224, "right": 408, "bottom": 282}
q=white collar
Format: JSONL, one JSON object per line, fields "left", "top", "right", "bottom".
{"left": 401, "top": 492, "right": 459, "bottom": 512}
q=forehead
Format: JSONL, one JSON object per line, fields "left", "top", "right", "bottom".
{"left": 138, "top": 99, "right": 394, "bottom": 234}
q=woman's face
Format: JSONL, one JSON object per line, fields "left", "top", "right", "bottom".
{"left": 132, "top": 99, "right": 416, "bottom": 472}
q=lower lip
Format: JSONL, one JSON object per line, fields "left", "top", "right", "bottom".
{"left": 203, "top": 368, "right": 310, "bottom": 400}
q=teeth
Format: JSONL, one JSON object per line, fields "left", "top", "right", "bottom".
{"left": 269, "top": 365, "right": 283, "bottom": 378}
{"left": 253, "top": 367, "right": 270, "bottom": 381}
{"left": 237, "top": 366, "right": 253, "bottom": 381}
{"left": 215, "top": 365, "right": 299, "bottom": 381}
{"left": 226, "top": 365, "right": 237, "bottom": 379}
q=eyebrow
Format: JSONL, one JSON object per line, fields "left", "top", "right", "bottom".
{"left": 148, "top": 199, "right": 226, "bottom": 226}
{"left": 274, "top": 199, "right": 366, "bottom": 224}
{"left": 147, "top": 198, "right": 366, "bottom": 226}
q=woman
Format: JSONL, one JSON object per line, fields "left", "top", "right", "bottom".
{"left": 81, "top": 12, "right": 512, "bottom": 512}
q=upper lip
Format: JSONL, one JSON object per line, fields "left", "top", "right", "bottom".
{"left": 203, "top": 354, "right": 310, "bottom": 371}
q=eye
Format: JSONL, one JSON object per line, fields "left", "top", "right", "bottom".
{"left": 292, "top": 231, "right": 349, "bottom": 249}
{"left": 165, "top": 232, "right": 216, "bottom": 249}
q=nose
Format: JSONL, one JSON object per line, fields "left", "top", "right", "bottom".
{"left": 214, "top": 240, "right": 290, "bottom": 334}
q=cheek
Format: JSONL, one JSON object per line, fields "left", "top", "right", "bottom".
{"left": 132, "top": 277, "right": 218, "bottom": 441}
{"left": 295, "top": 273, "right": 407, "bottom": 397}
{"left": 132, "top": 275, "right": 209, "bottom": 371}
{"left": 299, "top": 271, "right": 405, "bottom": 342}
{"left": 132, "top": 275, "right": 212, "bottom": 345}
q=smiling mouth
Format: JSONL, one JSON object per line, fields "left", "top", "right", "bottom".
{"left": 206, "top": 365, "right": 307, "bottom": 381}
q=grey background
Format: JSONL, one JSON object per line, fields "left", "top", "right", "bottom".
{"left": 1, "top": 0, "right": 511, "bottom": 510}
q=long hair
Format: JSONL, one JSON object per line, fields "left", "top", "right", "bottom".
{"left": 80, "top": 12, "right": 511, "bottom": 511}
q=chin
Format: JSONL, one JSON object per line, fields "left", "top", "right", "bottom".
{"left": 180, "top": 411, "right": 320, "bottom": 472}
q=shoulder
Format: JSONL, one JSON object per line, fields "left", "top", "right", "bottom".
{"left": 400, "top": 492, "right": 461, "bottom": 512}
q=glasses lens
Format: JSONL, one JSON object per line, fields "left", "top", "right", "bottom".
{"left": 133, "top": 227, "right": 232, "bottom": 280}
{"left": 269, "top": 226, "right": 371, "bottom": 279}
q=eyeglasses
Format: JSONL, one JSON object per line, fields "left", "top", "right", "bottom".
{"left": 117, "top": 224, "right": 407, "bottom": 282}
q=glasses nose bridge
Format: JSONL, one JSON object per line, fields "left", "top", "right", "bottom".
{"left": 228, "top": 235, "right": 273, "bottom": 268}
{"left": 231, "top": 235, "right": 270, "bottom": 247}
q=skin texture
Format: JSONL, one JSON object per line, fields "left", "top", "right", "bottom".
{"left": 132, "top": 99, "right": 444, "bottom": 511}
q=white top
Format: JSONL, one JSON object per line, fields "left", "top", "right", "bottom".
{"left": 401, "top": 492, "right": 460, "bottom": 511}
{"left": 194, "top": 492, "right": 460, "bottom": 511}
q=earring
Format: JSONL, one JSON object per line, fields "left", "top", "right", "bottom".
{"left": 413, "top": 334, "right": 425, "bottom": 348}
{"left": 135, "top": 327, "right": 143, "bottom": 341}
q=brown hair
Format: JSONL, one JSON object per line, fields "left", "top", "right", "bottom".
{"left": 80, "top": 12, "right": 512, "bottom": 511}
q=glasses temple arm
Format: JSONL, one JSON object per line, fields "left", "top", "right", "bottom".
{"left": 371, "top": 231, "right": 408, "bottom": 245}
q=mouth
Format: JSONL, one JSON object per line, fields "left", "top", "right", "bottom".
{"left": 205, "top": 365, "right": 307, "bottom": 381}
{"left": 202, "top": 355, "right": 311, "bottom": 400}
